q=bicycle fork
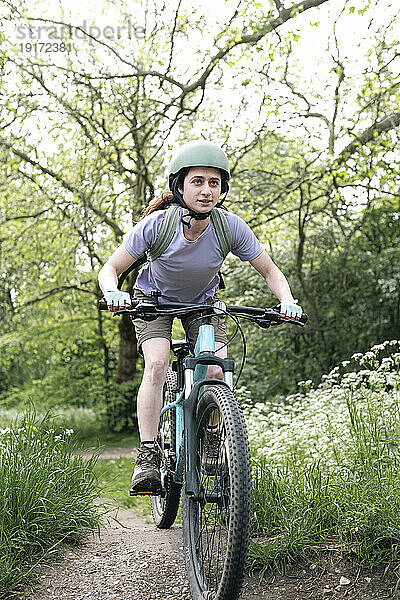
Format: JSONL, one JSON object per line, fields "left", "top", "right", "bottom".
{"left": 183, "top": 364, "right": 234, "bottom": 502}
{"left": 167, "top": 324, "right": 235, "bottom": 500}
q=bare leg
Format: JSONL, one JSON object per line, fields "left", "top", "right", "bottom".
{"left": 137, "top": 338, "right": 170, "bottom": 442}
{"left": 206, "top": 342, "right": 227, "bottom": 380}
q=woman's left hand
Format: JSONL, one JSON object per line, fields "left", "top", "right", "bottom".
{"left": 280, "top": 299, "right": 302, "bottom": 319}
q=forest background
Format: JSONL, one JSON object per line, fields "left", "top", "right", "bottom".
{"left": 0, "top": 0, "right": 399, "bottom": 435}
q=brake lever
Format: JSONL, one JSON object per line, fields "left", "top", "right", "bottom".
{"left": 113, "top": 301, "right": 160, "bottom": 321}
{"left": 254, "top": 318, "right": 271, "bottom": 329}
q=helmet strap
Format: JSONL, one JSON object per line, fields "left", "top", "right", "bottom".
{"left": 170, "top": 176, "right": 213, "bottom": 227}
{"left": 181, "top": 208, "right": 210, "bottom": 229}
{"left": 216, "top": 182, "right": 229, "bottom": 207}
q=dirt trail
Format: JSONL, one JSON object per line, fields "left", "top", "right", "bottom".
{"left": 20, "top": 503, "right": 269, "bottom": 600}
{"left": 20, "top": 501, "right": 396, "bottom": 600}
{"left": 21, "top": 449, "right": 396, "bottom": 600}
{"left": 21, "top": 505, "right": 190, "bottom": 600}
{"left": 80, "top": 446, "right": 137, "bottom": 461}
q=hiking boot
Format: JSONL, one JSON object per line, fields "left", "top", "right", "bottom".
{"left": 201, "top": 427, "right": 226, "bottom": 475}
{"left": 131, "top": 442, "right": 162, "bottom": 493}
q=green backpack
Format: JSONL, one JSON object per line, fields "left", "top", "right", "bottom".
{"left": 117, "top": 204, "right": 233, "bottom": 290}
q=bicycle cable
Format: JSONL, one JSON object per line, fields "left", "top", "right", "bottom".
{"left": 184, "top": 308, "right": 247, "bottom": 391}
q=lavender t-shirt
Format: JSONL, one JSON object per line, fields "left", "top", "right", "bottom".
{"left": 124, "top": 208, "right": 263, "bottom": 303}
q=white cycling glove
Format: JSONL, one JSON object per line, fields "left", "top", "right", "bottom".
{"left": 104, "top": 290, "right": 131, "bottom": 312}
{"left": 280, "top": 299, "right": 302, "bottom": 319}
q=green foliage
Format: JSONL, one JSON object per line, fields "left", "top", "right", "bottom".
{"left": 223, "top": 254, "right": 309, "bottom": 399}
{"left": 0, "top": 410, "right": 101, "bottom": 598}
{"left": 223, "top": 135, "right": 400, "bottom": 399}
{"left": 94, "top": 457, "right": 151, "bottom": 516}
{"left": 0, "top": 289, "right": 141, "bottom": 433}
{"left": 104, "top": 379, "right": 140, "bottom": 433}
{"left": 1, "top": 375, "right": 139, "bottom": 436}
{"left": 247, "top": 341, "right": 400, "bottom": 570}
{"left": 300, "top": 203, "right": 399, "bottom": 379}
{"left": 1, "top": 0, "right": 400, "bottom": 433}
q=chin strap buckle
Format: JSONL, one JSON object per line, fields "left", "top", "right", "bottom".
{"left": 181, "top": 209, "right": 211, "bottom": 229}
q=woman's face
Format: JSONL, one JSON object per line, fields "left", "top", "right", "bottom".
{"left": 180, "top": 167, "right": 221, "bottom": 215}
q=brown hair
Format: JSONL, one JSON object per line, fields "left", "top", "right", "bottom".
{"left": 141, "top": 189, "right": 176, "bottom": 218}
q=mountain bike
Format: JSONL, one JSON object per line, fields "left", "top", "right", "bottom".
{"left": 102, "top": 293, "right": 307, "bottom": 600}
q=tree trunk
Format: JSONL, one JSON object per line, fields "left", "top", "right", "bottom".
{"left": 106, "top": 313, "right": 139, "bottom": 433}
{"left": 97, "top": 304, "right": 110, "bottom": 383}
{"left": 116, "top": 314, "right": 139, "bottom": 384}
{"left": 109, "top": 141, "right": 147, "bottom": 432}
{"left": 296, "top": 189, "right": 330, "bottom": 371}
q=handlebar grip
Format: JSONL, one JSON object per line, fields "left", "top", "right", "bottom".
{"left": 99, "top": 299, "right": 108, "bottom": 311}
{"left": 282, "top": 312, "right": 308, "bottom": 325}
{"left": 98, "top": 298, "right": 139, "bottom": 311}
{"left": 272, "top": 304, "right": 308, "bottom": 324}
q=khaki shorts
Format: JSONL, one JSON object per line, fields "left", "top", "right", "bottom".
{"left": 132, "top": 289, "right": 228, "bottom": 349}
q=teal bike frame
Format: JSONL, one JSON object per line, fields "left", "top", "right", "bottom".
{"left": 159, "top": 321, "right": 234, "bottom": 496}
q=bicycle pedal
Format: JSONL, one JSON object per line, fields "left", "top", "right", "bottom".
{"left": 129, "top": 489, "right": 165, "bottom": 497}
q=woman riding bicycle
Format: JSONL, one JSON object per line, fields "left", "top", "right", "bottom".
{"left": 98, "top": 140, "right": 302, "bottom": 493}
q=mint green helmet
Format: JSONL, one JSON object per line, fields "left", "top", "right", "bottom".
{"left": 167, "top": 140, "right": 230, "bottom": 220}
{"left": 167, "top": 140, "right": 230, "bottom": 192}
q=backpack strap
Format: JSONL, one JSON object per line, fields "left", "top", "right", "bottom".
{"left": 210, "top": 208, "right": 233, "bottom": 258}
{"left": 147, "top": 204, "right": 180, "bottom": 261}
{"left": 117, "top": 205, "right": 180, "bottom": 290}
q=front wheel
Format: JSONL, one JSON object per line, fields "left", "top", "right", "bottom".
{"left": 182, "top": 385, "right": 252, "bottom": 600}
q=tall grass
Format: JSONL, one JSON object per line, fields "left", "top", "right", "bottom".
{"left": 245, "top": 340, "right": 400, "bottom": 571}
{"left": 0, "top": 406, "right": 107, "bottom": 442}
{"left": 0, "top": 411, "right": 101, "bottom": 598}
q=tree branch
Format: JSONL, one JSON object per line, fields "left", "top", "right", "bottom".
{"left": 338, "top": 111, "right": 400, "bottom": 159}
{"left": 255, "top": 109, "right": 400, "bottom": 216}
{"left": 0, "top": 137, "right": 125, "bottom": 240}
{"left": 22, "top": 283, "right": 97, "bottom": 308}
{"left": 2, "top": 208, "right": 51, "bottom": 221}
{"left": 184, "top": 0, "right": 329, "bottom": 94}
{"left": 329, "top": 60, "right": 345, "bottom": 154}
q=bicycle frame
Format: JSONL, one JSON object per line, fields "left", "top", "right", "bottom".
{"left": 103, "top": 297, "right": 306, "bottom": 599}
{"left": 159, "top": 320, "right": 234, "bottom": 497}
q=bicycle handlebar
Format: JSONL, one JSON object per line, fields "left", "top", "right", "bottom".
{"left": 98, "top": 297, "right": 308, "bottom": 327}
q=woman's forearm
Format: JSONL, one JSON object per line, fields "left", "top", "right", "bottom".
{"left": 98, "top": 263, "right": 119, "bottom": 294}
{"left": 264, "top": 265, "right": 295, "bottom": 304}
{"left": 250, "top": 251, "right": 296, "bottom": 304}
{"left": 98, "top": 245, "right": 136, "bottom": 295}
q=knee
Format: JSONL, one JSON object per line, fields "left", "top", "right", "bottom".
{"left": 207, "top": 365, "right": 224, "bottom": 380}
{"left": 144, "top": 357, "right": 169, "bottom": 385}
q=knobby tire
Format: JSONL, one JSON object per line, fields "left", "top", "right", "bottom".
{"left": 151, "top": 368, "right": 182, "bottom": 528}
{"left": 182, "top": 384, "right": 252, "bottom": 600}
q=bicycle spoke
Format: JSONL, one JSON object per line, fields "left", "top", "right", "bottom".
{"left": 183, "top": 385, "right": 251, "bottom": 600}
{"left": 191, "top": 415, "right": 231, "bottom": 589}
{"left": 151, "top": 368, "right": 182, "bottom": 528}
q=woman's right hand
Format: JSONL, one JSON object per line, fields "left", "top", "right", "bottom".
{"left": 104, "top": 290, "right": 132, "bottom": 312}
